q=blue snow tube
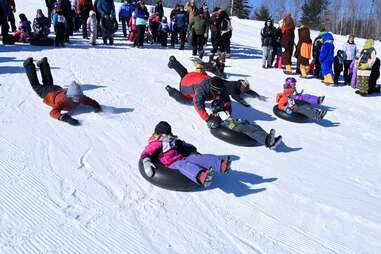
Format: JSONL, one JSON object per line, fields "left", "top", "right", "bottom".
{"left": 138, "top": 159, "right": 200, "bottom": 191}
{"left": 210, "top": 125, "right": 258, "bottom": 147}
{"left": 273, "top": 105, "right": 309, "bottom": 123}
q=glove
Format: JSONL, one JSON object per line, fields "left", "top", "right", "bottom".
{"left": 59, "top": 113, "right": 80, "bottom": 126}
{"left": 204, "top": 33, "right": 208, "bottom": 39}
{"left": 206, "top": 115, "right": 221, "bottom": 129}
{"left": 94, "top": 106, "right": 102, "bottom": 113}
{"left": 359, "top": 63, "right": 369, "bottom": 70}
{"left": 142, "top": 157, "right": 155, "bottom": 177}
{"left": 175, "top": 139, "right": 184, "bottom": 148}
{"left": 284, "top": 106, "right": 293, "bottom": 115}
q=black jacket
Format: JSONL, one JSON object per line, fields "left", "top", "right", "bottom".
{"left": 261, "top": 25, "right": 276, "bottom": 47}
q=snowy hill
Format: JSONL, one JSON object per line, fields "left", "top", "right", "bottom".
{"left": 1, "top": 1, "right": 381, "bottom": 253}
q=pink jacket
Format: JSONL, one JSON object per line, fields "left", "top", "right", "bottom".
{"left": 140, "top": 135, "right": 184, "bottom": 167}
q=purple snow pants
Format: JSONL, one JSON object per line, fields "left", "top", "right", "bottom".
{"left": 293, "top": 94, "right": 319, "bottom": 105}
{"left": 169, "top": 154, "right": 223, "bottom": 183}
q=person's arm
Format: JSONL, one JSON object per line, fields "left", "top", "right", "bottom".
{"left": 140, "top": 140, "right": 162, "bottom": 160}
{"left": 193, "top": 88, "right": 209, "bottom": 121}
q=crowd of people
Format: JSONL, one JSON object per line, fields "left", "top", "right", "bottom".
{"left": 260, "top": 14, "right": 380, "bottom": 96}
{"left": 1, "top": 1, "right": 380, "bottom": 188}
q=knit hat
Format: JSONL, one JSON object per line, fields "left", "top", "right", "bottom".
{"left": 364, "top": 39, "right": 374, "bottom": 50}
{"left": 154, "top": 121, "right": 172, "bottom": 135}
{"left": 66, "top": 81, "right": 84, "bottom": 97}
{"left": 210, "top": 77, "right": 224, "bottom": 93}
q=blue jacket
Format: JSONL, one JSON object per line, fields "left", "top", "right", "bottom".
{"left": 119, "top": 3, "right": 135, "bottom": 18}
{"left": 175, "top": 11, "right": 188, "bottom": 29}
{"left": 319, "top": 33, "right": 334, "bottom": 64}
{"left": 97, "top": 0, "right": 115, "bottom": 17}
{"left": 134, "top": 5, "right": 148, "bottom": 20}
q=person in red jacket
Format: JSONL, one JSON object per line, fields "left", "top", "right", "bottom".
{"left": 23, "top": 57, "right": 101, "bottom": 126}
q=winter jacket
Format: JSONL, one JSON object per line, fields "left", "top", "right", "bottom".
{"left": 312, "top": 36, "right": 322, "bottom": 60}
{"left": 221, "top": 18, "right": 232, "bottom": 36}
{"left": 154, "top": 2, "right": 164, "bottom": 18}
{"left": 45, "top": 0, "right": 57, "bottom": 9}
{"left": 261, "top": 23, "right": 276, "bottom": 47}
{"left": 358, "top": 48, "right": 377, "bottom": 77}
{"left": 276, "top": 89, "right": 294, "bottom": 111}
{"left": 334, "top": 53, "right": 344, "bottom": 73}
{"left": 118, "top": 2, "right": 134, "bottom": 18}
{"left": 158, "top": 22, "right": 169, "bottom": 33}
{"left": 43, "top": 88, "right": 100, "bottom": 119}
{"left": 87, "top": 11, "right": 97, "bottom": 42}
{"left": 319, "top": 33, "right": 334, "bottom": 75}
{"left": 193, "top": 79, "right": 231, "bottom": 121}
{"left": 140, "top": 135, "right": 184, "bottom": 167}
{"left": 79, "top": 0, "right": 94, "bottom": 19}
{"left": 134, "top": 4, "right": 148, "bottom": 26}
{"left": 189, "top": 15, "right": 208, "bottom": 36}
{"left": 33, "top": 16, "right": 51, "bottom": 37}
{"left": 349, "top": 59, "right": 358, "bottom": 89}
{"left": 296, "top": 26, "right": 312, "bottom": 61}
{"left": 16, "top": 20, "right": 32, "bottom": 42}
{"left": 96, "top": 0, "right": 115, "bottom": 17}
{"left": 59, "top": 0, "right": 72, "bottom": 18}
{"left": 209, "top": 13, "right": 221, "bottom": 33}
{"left": 175, "top": 11, "right": 188, "bottom": 29}
{"left": 342, "top": 41, "right": 357, "bottom": 61}
{"left": 101, "top": 16, "right": 117, "bottom": 37}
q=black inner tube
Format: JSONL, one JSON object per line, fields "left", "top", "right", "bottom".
{"left": 138, "top": 159, "right": 201, "bottom": 191}
{"left": 273, "top": 105, "right": 309, "bottom": 123}
{"left": 210, "top": 125, "right": 258, "bottom": 147}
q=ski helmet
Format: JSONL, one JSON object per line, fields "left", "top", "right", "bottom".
{"left": 284, "top": 77, "right": 296, "bottom": 89}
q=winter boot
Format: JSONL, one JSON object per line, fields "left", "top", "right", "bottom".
{"left": 318, "top": 96, "right": 325, "bottom": 104}
{"left": 220, "top": 156, "right": 231, "bottom": 175}
{"left": 284, "top": 65, "right": 292, "bottom": 74}
{"left": 322, "top": 74, "right": 334, "bottom": 85}
{"left": 265, "top": 129, "right": 276, "bottom": 148}
{"left": 270, "top": 136, "right": 282, "bottom": 150}
{"left": 198, "top": 49, "right": 204, "bottom": 59}
{"left": 300, "top": 66, "right": 307, "bottom": 77}
{"left": 168, "top": 56, "right": 188, "bottom": 78}
{"left": 37, "top": 57, "right": 54, "bottom": 86}
{"left": 197, "top": 167, "right": 215, "bottom": 188}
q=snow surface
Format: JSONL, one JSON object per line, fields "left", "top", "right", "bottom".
{"left": 1, "top": 1, "right": 381, "bottom": 253}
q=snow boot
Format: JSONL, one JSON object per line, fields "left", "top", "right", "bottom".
{"left": 265, "top": 129, "right": 276, "bottom": 148}
{"left": 318, "top": 96, "right": 325, "bottom": 104}
{"left": 284, "top": 64, "right": 292, "bottom": 74}
{"left": 37, "top": 57, "right": 53, "bottom": 86}
{"left": 220, "top": 156, "right": 231, "bottom": 175}
{"left": 168, "top": 56, "right": 188, "bottom": 78}
{"left": 197, "top": 168, "right": 215, "bottom": 188}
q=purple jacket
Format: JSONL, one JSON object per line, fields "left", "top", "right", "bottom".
{"left": 140, "top": 135, "right": 184, "bottom": 167}
{"left": 349, "top": 59, "right": 358, "bottom": 89}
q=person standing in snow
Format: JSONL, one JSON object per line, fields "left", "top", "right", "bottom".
{"left": 296, "top": 25, "right": 312, "bottom": 78}
{"left": 319, "top": 32, "right": 335, "bottom": 84}
{"left": 312, "top": 32, "right": 324, "bottom": 79}
{"left": 118, "top": 0, "right": 134, "bottom": 38}
{"left": 79, "top": 0, "right": 94, "bottom": 39}
{"left": 158, "top": 16, "right": 169, "bottom": 47}
{"left": 100, "top": 14, "right": 117, "bottom": 45}
{"left": 333, "top": 50, "right": 344, "bottom": 85}
{"left": 356, "top": 39, "right": 377, "bottom": 96}
{"left": 140, "top": 121, "right": 232, "bottom": 188}
{"left": 87, "top": 10, "right": 97, "bottom": 45}
{"left": 154, "top": 0, "right": 163, "bottom": 19}
{"left": 7, "top": 0, "right": 16, "bottom": 32}
{"left": 261, "top": 18, "right": 276, "bottom": 68}
{"left": 220, "top": 10, "right": 232, "bottom": 58}
{"left": 51, "top": 4, "right": 66, "bottom": 47}
{"left": 280, "top": 13, "right": 295, "bottom": 74}
{"left": 342, "top": 35, "right": 357, "bottom": 86}
{"left": 188, "top": 8, "right": 209, "bottom": 58}
{"left": 23, "top": 57, "right": 101, "bottom": 125}
{"left": 133, "top": 0, "right": 149, "bottom": 48}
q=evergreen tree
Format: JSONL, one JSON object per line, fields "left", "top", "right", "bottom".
{"left": 254, "top": 4, "right": 270, "bottom": 21}
{"left": 231, "top": 0, "right": 252, "bottom": 19}
{"left": 300, "top": 0, "right": 330, "bottom": 30}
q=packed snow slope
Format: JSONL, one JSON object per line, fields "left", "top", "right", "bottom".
{"left": 1, "top": 1, "right": 381, "bottom": 253}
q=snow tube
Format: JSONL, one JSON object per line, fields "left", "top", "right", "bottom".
{"left": 273, "top": 105, "right": 309, "bottom": 123}
{"left": 210, "top": 126, "right": 258, "bottom": 147}
{"left": 30, "top": 38, "right": 54, "bottom": 46}
{"left": 138, "top": 159, "right": 200, "bottom": 191}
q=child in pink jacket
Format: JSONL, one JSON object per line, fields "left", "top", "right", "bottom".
{"left": 140, "top": 121, "right": 231, "bottom": 187}
{"left": 128, "top": 12, "right": 137, "bottom": 42}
